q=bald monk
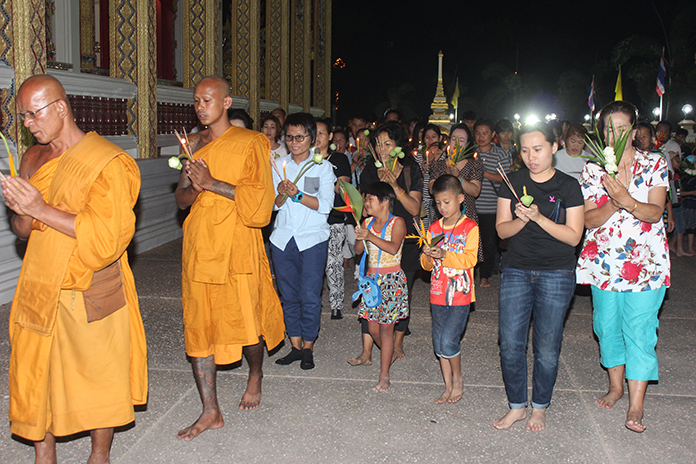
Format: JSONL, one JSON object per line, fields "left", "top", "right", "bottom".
{"left": 1, "top": 74, "right": 147, "bottom": 464}
{"left": 175, "top": 76, "right": 284, "bottom": 441}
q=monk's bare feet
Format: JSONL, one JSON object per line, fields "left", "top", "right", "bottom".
{"left": 493, "top": 408, "right": 527, "bottom": 430}
{"left": 435, "top": 386, "right": 452, "bottom": 404}
{"left": 526, "top": 408, "right": 546, "bottom": 431}
{"left": 596, "top": 387, "right": 623, "bottom": 409}
{"left": 373, "top": 376, "right": 390, "bottom": 392}
{"left": 177, "top": 408, "right": 224, "bottom": 441}
{"left": 677, "top": 250, "right": 695, "bottom": 257}
{"left": 448, "top": 377, "right": 463, "bottom": 404}
{"left": 480, "top": 278, "right": 491, "bottom": 288}
{"left": 239, "top": 373, "right": 262, "bottom": 410}
{"left": 625, "top": 408, "right": 646, "bottom": 433}
{"left": 347, "top": 354, "right": 372, "bottom": 366}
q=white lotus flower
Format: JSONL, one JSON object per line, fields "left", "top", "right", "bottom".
{"left": 605, "top": 163, "right": 618, "bottom": 174}
{"left": 168, "top": 156, "right": 183, "bottom": 170}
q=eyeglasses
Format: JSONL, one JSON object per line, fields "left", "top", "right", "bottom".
{"left": 286, "top": 134, "right": 309, "bottom": 142}
{"left": 17, "top": 100, "right": 61, "bottom": 122}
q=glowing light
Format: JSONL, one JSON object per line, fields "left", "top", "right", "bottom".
{"left": 584, "top": 114, "right": 591, "bottom": 121}
{"left": 513, "top": 113, "right": 520, "bottom": 121}
{"left": 653, "top": 107, "right": 661, "bottom": 117}
{"left": 682, "top": 104, "right": 693, "bottom": 116}
{"left": 525, "top": 115, "right": 540, "bottom": 125}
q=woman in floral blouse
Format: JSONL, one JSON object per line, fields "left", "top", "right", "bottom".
{"left": 577, "top": 101, "right": 670, "bottom": 433}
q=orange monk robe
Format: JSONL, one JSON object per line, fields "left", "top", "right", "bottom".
{"left": 182, "top": 126, "right": 284, "bottom": 364}
{"left": 8, "top": 133, "right": 147, "bottom": 441}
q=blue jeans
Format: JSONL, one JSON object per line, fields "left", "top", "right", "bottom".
{"left": 431, "top": 304, "right": 471, "bottom": 358}
{"left": 498, "top": 267, "right": 575, "bottom": 409}
{"left": 272, "top": 238, "right": 329, "bottom": 342}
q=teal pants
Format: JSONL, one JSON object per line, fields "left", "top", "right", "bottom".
{"left": 591, "top": 285, "right": 666, "bottom": 381}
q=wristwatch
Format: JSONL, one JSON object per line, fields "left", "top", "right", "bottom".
{"left": 292, "top": 190, "right": 304, "bottom": 202}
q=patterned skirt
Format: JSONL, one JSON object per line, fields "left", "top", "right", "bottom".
{"left": 358, "top": 269, "right": 409, "bottom": 324}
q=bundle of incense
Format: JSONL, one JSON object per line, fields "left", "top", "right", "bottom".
{"left": 366, "top": 144, "right": 381, "bottom": 164}
{"left": 496, "top": 162, "right": 521, "bottom": 204}
{"left": 173, "top": 129, "right": 194, "bottom": 161}
{"left": 270, "top": 153, "right": 282, "bottom": 178}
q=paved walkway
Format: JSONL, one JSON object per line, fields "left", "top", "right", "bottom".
{"left": 1, "top": 239, "right": 694, "bottom": 463}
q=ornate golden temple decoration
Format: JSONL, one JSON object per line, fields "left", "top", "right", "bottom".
{"left": 229, "top": 0, "right": 259, "bottom": 124}
{"left": 183, "top": 0, "right": 206, "bottom": 88}
{"left": 290, "top": 0, "right": 311, "bottom": 110}
{"left": 264, "top": 0, "right": 286, "bottom": 104}
{"left": 136, "top": 0, "right": 157, "bottom": 158}
{"left": 110, "top": 0, "right": 157, "bottom": 158}
{"left": 80, "top": 0, "right": 95, "bottom": 68}
{"left": 313, "top": 0, "right": 331, "bottom": 115}
{"left": 11, "top": 0, "right": 47, "bottom": 156}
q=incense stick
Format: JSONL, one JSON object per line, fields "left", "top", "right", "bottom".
{"left": 174, "top": 129, "right": 194, "bottom": 161}
{"left": 496, "top": 163, "right": 521, "bottom": 203}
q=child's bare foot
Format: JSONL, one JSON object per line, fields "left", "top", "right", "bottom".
{"left": 373, "top": 376, "right": 390, "bottom": 392}
{"left": 392, "top": 346, "right": 405, "bottom": 362}
{"left": 448, "top": 378, "right": 463, "bottom": 404}
{"left": 526, "top": 408, "right": 546, "bottom": 431}
{"left": 347, "top": 354, "right": 372, "bottom": 366}
{"left": 493, "top": 408, "right": 526, "bottom": 430}
{"left": 435, "top": 386, "right": 452, "bottom": 404}
{"left": 596, "top": 387, "right": 623, "bottom": 409}
{"left": 625, "top": 407, "right": 646, "bottom": 433}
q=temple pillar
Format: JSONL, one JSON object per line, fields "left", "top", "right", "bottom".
{"left": 229, "top": 0, "right": 259, "bottom": 126}
{"left": 313, "top": 0, "right": 331, "bottom": 117}
{"left": 290, "top": 0, "right": 311, "bottom": 111}
{"left": 265, "top": 0, "right": 290, "bottom": 111}
{"left": 111, "top": 0, "right": 157, "bottom": 158}
{"left": 183, "top": 0, "right": 220, "bottom": 89}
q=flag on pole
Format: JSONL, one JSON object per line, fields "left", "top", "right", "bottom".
{"left": 656, "top": 48, "right": 666, "bottom": 96}
{"left": 588, "top": 76, "right": 596, "bottom": 112}
{"left": 614, "top": 67, "right": 623, "bottom": 101}
{"left": 450, "top": 78, "right": 460, "bottom": 109}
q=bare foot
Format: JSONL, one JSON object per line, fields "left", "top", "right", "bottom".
{"left": 480, "top": 278, "right": 491, "bottom": 288}
{"left": 682, "top": 250, "right": 695, "bottom": 257}
{"left": 347, "top": 354, "right": 372, "bottom": 366}
{"left": 177, "top": 409, "right": 224, "bottom": 441}
{"left": 447, "top": 378, "right": 463, "bottom": 404}
{"left": 435, "top": 387, "right": 452, "bottom": 404}
{"left": 526, "top": 408, "right": 546, "bottom": 431}
{"left": 625, "top": 408, "right": 646, "bottom": 433}
{"left": 596, "top": 387, "right": 623, "bottom": 409}
{"left": 373, "top": 376, "right": 390, "bottom": 392}
{"left": 239, "top": 373, "right": 262, "bottom": 410}
{"left": 391, "top": 346, "right": 406, "bottom": 363}
{"left": 493, "top": 408, "right": 527, "bottom": 430}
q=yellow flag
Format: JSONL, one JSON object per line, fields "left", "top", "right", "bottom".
{"left": 450, "top": 78, "right": 460, "bottom": 109}
{"left": 614, "top": 67, "right": 623, "bottom": 101}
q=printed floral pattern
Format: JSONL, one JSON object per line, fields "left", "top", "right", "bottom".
{"left": 576, "top": 149, "right": 671, "bottom": 292}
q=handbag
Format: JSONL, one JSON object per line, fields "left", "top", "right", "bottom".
{"left": 352, "top": 215, "right": 392, "bottom": 308}
{"left": 83, "top": 260, "right": 126, "bottom": 323}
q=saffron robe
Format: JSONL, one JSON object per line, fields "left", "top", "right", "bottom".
{"left": 182, "top": 126, "right": 284, "bottom": 364}
{"left": 8, "top": 133, "right": 147, "bottom": 440}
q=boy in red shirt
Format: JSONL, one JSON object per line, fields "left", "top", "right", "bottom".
{"left": 421, "top": 175, "right": 479, "bottom": 404}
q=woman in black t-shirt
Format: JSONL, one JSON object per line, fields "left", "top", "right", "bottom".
{"left": 493, "top": 123, "right": 585, "bottom": 432}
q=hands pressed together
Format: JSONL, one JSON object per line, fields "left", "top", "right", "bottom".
{"left": 1, "top": 176, "right": 45, "bottom": 218}
{"left": 184, "top": 158, "right": 214, "bottom": 192}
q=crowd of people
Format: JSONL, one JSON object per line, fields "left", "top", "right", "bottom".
{"left": 1, "top": 73, "right": 691, "bottom": 462}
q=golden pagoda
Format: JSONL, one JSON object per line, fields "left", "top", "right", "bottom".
{"left": 428, "top": 51, "right": 451, "bottom": 132}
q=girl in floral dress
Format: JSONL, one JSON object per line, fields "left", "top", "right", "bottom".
{"left": 355, "top": 182, "right": 408, "bottom": 392}
{"left": 577, "top": 101, "right": 670, "bottom": 433}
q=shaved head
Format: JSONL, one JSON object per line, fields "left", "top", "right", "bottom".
{"left": 18, "top": 74, "right": 68, "bottom": 104}
{"left": 196, "top": 76, "right": 231, "bottom": 98}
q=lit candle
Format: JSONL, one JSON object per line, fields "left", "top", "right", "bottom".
{"left": 283, "top": 161, "right": 287, "bottom": 181}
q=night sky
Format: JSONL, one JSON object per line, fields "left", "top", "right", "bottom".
{"left": 331, "top": 0, "right": 694, "bottom": 126}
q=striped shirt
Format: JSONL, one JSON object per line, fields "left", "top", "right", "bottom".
{"left": 477, "top": 145, "right": 511, "bottom": 214}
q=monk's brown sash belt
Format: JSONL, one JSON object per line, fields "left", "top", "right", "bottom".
{"left": 83, "top": 261, "right": 126, "bottom": 322}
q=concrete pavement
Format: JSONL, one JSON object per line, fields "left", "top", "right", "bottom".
{"left": 1, "top": 238, "right": 694, "bottom": 463}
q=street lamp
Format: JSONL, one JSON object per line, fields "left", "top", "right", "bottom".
{"left": 652, "top": 107, "right": 661, "bottom": 120}
{"left": 513, "top": 113, "right": 521, "bottom": 130}
{"left": 683, "top": 104, "right": 693, "bottom": 117}
{"left": 584, "top": 114, "right": 590, "bottom": 122}
{"left": 679, "top": 104, "right": 694, "bottom": 131}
